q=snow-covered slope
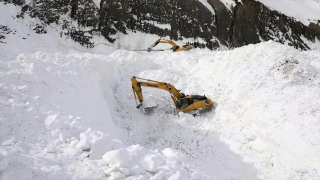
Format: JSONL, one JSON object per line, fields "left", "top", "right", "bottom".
{"left": 112, "top": 41, "right": 320, "bottom": 179}
{"left": 1, "top": 29, "right": 320, "bottom": 180}
{"left": 206, "top": 0, "right": 320, "bottom": 25}
{"left": 256, "top": 0, "right": 320, "bottom": 25}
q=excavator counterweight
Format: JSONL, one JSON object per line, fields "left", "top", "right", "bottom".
{"left": 131, "top": 76, "right": 213, "bottom": 115}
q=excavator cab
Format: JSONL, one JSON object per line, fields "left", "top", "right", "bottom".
{"left": 177, "top": 98, "right": 194, "bottom": 109}
{"left": 191, "top": 95, "right": 208, "bottom": 101}
{"left": 181, "top": 45, "right": 193, "bottom": 51}
{"left": 172, "top": 46, "right": 180, "bottom": 52}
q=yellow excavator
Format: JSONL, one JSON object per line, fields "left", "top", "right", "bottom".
{"left": 149, "top": 38, "right": 193, "bottom": 52}
{"left": 131, "top": 76, "right": 213, "bottom": 115}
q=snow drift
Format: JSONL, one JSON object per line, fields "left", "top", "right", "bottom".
{"left": 1, "top": 39, "right": 320, "bottom": 180}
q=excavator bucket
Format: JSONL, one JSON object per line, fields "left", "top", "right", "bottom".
{"left": 140, "top": 99, "right": 158, "bottom": 114}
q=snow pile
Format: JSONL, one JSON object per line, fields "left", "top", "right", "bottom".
{"left": 195, "top": 41, "right": 320, "bottom": 179}
{"left": 111, "top": 41, "right": 320, "bottom": 179}
{"left": 1, "top": 35, "right": 320, "bottom": 180}
{"left": 102, "top": 145, "right": 209, "bottom": 180}
{"left": 0, "top": 52, "right": 117, "bottom": 179}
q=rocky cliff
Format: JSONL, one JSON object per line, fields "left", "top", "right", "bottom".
{"left": 1, "top": 0, "right": 319, "bottom": 50}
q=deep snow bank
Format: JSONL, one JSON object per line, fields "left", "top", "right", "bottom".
{"left": 0, "top": 52, "right": 120, "bottom": 179}
{"left": 0, "top": 50, "right": 210, "bottom": 179}
{"left": 1, "top": 9, "right": 320, "bottom": 178}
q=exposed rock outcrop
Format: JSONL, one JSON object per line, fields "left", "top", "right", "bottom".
{"left": 231, "top": 0, "right": 319, "bottom": 50}
{"left": 0, "top": 25, "right": 12, "bottom": 44}
{"left": 99, "top": 0, "right": 219, "bottom": 49}
{"left": 1, "top": 0, "right": 319, "bottom": 50}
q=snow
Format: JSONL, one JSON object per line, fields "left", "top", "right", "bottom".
{"left": 198, "top": 0, "right": 216, "bottom": 14}
{"left": 219, "top": 0, "right": 236, "bottom": 10}
{"left": 1, "top": 1, "right": 320, "bottom": 180}
{"left": 92, "top": 0, "right": 101, "bottom": 8}
{"left": 257, "top": 0, "right": 320, "bottom": 25}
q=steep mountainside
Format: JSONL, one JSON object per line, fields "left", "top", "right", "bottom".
{"left": 1, "top": 0, "right": 319, "bottom": 50}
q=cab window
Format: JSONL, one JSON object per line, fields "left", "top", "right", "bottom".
{"left": 181, "top": 98, "right": 194, "bottom": 108}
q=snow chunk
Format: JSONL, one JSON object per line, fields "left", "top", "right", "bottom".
{"left": 104, "top": 166, "right": 119, "bottom": 175}
{"left": 44, "top": 114, "right": 68, "bottom": 130}
{"left": 140, "top": 153, "right": 164, "bottom": 172}
{"left": 129, "top": 165, "right": 145, "bottom": 176}
{"left": 76, "top": 139, "right": 90, "bottom": 151}
{"left": 45, "top": 114, "right": 59, "bottom": 130}
{"left": 119, "top": 168, "right": 130, "bottom": 175}
{"left": 102, "top": 148, "right": 130, "bottom": 167}
{"left": 69, "top": 139, "right": 80, "bottom": 148}
{"left": 168, "top": 171, "right": 182, "bottom": 180}
{"left": 44, "top": 146, "right": 56, "bottom": 153}
{"left": 110, "top": 171, "right": 126, "bottom": 179}
{"left": 17, "top": 85, "right": 28, "bottom": 93}
{"left": 76, "top": 128, "right": 124, "bottom": 159}
{"left": 0, "top": 149, "right": 9, "bottom": 173}
{"left": 191, "top": 171, "right": 211, "bottom": 180}
{"left": 2, "top": 137, "right": 17, "bottom": 146}
{"left": 78, "top": 152, "right": 90, "bottom": 160}
{"left": 162, "top": 148, "right": 186, "bottom": 163}
{"left": 90, "top": 136, "right": 123, "bottom": 160}
{"left": 102, "top": 145, "right": 166, "bottom": 175}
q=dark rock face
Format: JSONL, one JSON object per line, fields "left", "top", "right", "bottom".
{"left": 1, "top": 0, "right": 319, "bottom": 50}
{"left": 2, "top": 0, "right": 24, "bottom": 6}
{"left": 99, "top": 0, "right": 219, "bottom": 49}
{"left": 309, "top": 22, "right": 320, "bottom": 40}
{"left": 207, "top": 0, "right": 233, "bottom": 47}
{"left": 98, "top": 0, "right": 320, "bottom": 50}
{"left": 0, "top": 25, "right": 13, "bottom": 44}
{"left": 231, "top": 0, "right": 318, "bottom": 50}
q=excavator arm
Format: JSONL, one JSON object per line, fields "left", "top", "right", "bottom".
{"left": 151, "top": 38, "right": 193, "bottom": 52}
{"left": 131, "top": 76, "right": 213, "bottom": 114}
{"left": 151, "top": 39, "right": 178, "bottom": 48}
{"left": 131, "top": 76, "right": 184, "bottom": 108}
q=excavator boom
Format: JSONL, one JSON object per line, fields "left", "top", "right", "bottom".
{"left": 131, "top": 76, "right": 213, "bottom": 114}
{"left": 151, "top": 38, "right": 193, "bottom": 52}
{"left": 131, "top": 76, "right": 183, "bottom": 106}
{"left": 152, "top": 39, "right": 178, "bottom": 48}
